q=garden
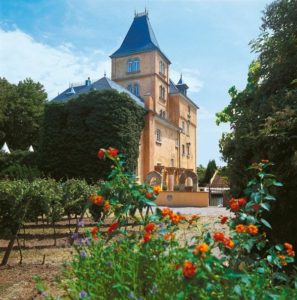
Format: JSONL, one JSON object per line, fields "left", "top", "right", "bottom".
{"left": 1, "top": 148, "right": 296, "bottom": 299}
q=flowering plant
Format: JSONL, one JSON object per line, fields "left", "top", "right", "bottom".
{"left": 37, "top": 157, "right": 297, "bottom": 299}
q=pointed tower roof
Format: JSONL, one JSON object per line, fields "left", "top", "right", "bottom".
{"left": 1, "top": 142, "right": 11, "bottom": 154}
{"left": 110, "top": 12, "right": 170, "bottom": 63}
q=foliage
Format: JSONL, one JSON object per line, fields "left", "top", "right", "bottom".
{"left": 88, "top": 147, "right": 160, "bottom": 223}
{"left": 0, "top": 77, "right": 47, "bottom": 150}
{"left": 203, "top": 159, "right": 217, "bottom": 185}
{"left": 39, "top": 90, "right": 145, "bottom": 181}
{"left": 196, "top": 164, "right": 206, "bottom": 186}
{"left": 39, "top": 154, "right": 297, "bottom": 299}
{"left": 0, "top": 150, "right": 41, "bottom": 180}
{"left": 216, "top": 0, "right": 297, "bottom": 251}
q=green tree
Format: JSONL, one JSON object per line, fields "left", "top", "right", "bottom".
{"left": 203, "top": 160, "right": 217, "bottom": 185}
{"left": 39, "top": 90, "right": 145, "bottom": 181}
{"left": 0, "top": 77, "right": 47, "bottom": 150}
{"left": 196, "top": 164, "right": 206, "bottom": 186}
{"left": 217, "top": 0, "right": 297, "bottom": 250}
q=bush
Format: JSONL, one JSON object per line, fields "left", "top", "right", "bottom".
{"left": 39, "top": 90, "right": 145, "bottom": 181}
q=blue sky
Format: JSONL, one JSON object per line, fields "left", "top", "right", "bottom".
{"left": 0, "top": 0, "right": 271, "bottom": 166}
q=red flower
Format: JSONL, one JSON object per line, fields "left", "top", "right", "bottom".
{"left": 107, "top": 222, "right": 119, "bottom": 235}
{"left": 223, "top": 238, "right": 234, "bottom": 249}
{"left": 143, "top": 232, "right": 151, "bottom": 243}
{"left": 252, "top": 204, "right": 260, "bottom": 211}
{"left": 145, "top": 192, "right": 153, "bottom": 199}
{"left": 213, "top": 232, "right": 225, "bottom": 242}
{"left": 182, "top": 261, "right": 196, "bottom": 279}
{"left": 91, "top": 226, "right": 99, "bottom": 239}
{"left": 98, "top": 148, "right": 105, "bottom": 159}
{"left": 229, "top": 198, "right": 236, "bottom": 205}
{"left": 230, "top": 202, "right": 240, "bottom": 212}
{"left": 238, "top": 198, "right": 247, "bottom": 206}
{"left": 220, "top": 216, "right": 228, "bottom": 224}
{"left": 108, "top": 147, "right": 119, "bottom": 157}
{"left": 145, "top": 223, "right": 155, "bottom": 233}
{"left": 161, "top": 207, "right": 173, "bottom": 217}
{"left": 261, "top": 159, "right": 269, "bottom": 163}
{"left": 93, "top": 195, "right": 104, "bottom": 205}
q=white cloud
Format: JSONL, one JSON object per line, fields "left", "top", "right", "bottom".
{"left": 0, "top": 28, "right": 110, "bottom": 99}
{"left": 170, "top": 68, "right": 203, "bottom": 93}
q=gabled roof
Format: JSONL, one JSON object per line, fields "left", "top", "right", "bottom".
{"left": 51, "top": 77, "right": 144, "bottom": 107}
{"left": 110, "top": 13, "right": 171, "bottom": 63}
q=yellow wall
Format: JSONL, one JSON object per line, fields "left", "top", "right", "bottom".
{"left": 156, "top": 191, "right": 209, "bottom": 207}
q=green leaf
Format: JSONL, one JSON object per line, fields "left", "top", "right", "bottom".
{"left": 260, "top": 218, "right": 272, "bottom": 229}
{"left": 176, "top": 291, "right": 185, "bottom": 300}
{"left": 272, "top": 272, "right": 288, "bottom": 282}
{"left": 234, "top": 285, "right": 242, "bottom": 296}
{"left": 264, "top": 194, "right": 276, "bottom": 201}
{"left": 272, "top": 180, "right": 283, "bottom": 187}
{"left": 275, "top": 244, "right": 283, "bottom": 251}
{"left": 260, "top": 202, "right": 270, "bottom": 211}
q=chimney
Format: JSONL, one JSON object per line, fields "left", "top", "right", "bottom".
{"left": 85, "top": 77, "right": 92, "bottom": 86}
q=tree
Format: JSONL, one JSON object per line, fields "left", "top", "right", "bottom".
{"left": 203, "top": 160, "right": 217, "bottom": 185}
{"left": 196, "top": 164, "right": 206, "bottom": 186}
{"left": 0, "top": 77, "right": 47, "bottom": 150}
{"left": 39, "top": 90, "right": 145, "bottom": 181}
{"left": 217, "top": 0, "right": 297, "bottom": 250}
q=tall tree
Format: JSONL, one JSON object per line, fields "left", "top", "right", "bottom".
{"left": 0, "top": 78, "right": 47, "bottom": 150}
{"left": 217, "top": 0, "right": 297, "bottom": 248}
{"left": 203, "top": 160, "right": 217, "bottom": 185}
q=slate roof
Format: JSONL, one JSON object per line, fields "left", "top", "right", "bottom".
{"left": 110, "top": 13, "right": 171, "bottom": 63}
{"left": 51, "top": 77, "right": 144, "bottom": 107}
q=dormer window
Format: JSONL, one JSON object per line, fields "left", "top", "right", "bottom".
{"left": 127, "top": 83, "right": 140, "bottom": 97}
{"left": 127, "top": 58, "right": 140, "bottom": 73}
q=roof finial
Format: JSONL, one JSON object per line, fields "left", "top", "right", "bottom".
{"left": 177, "top": 73, "right": 183, "bottom": 85}
{"left": 104, "top": 70, "right": 106, "bottom": 77}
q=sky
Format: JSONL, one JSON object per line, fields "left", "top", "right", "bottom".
{"left": 0, "top": 0, "right": 272, "bottom": 166}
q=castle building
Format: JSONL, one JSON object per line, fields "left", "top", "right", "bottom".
{"left": 52, "top": 12, "right": 199, "bottom": 189}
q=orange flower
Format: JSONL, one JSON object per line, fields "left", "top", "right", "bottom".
{"left": 170, "top": 213, "right": 183, "bottom": 224}
{"left": 284, "top": 243, "right": 293, "bottom": 251}
{"left": 193, "top": 243, "right": 209, "bottom": 255}
{"left": 229, "top": 198, "right": 236, "bottom": 205}
{"left": 287, "top": 250, "right": 295, "bottom": 257}
{"left": 182, "top": 261, "right": 196, "bottom": 279}
{"left": 103, "top": 200, "right": 110, "bottom": 212}
{"left": 153, "top": 185, "right": 162, "bottom": 194}
{"left": 91, "top": 226, "right": 99, "bottom": 239}
{"left": 145, "top": 192, "right": 153, "bottom": 199}
{"left": 143, "top": 232, "right": 151, "bottom": 243}
{"left": 238, "top": 198, "right": 247, "bottom": 206}
{"left": 261, "top": 159, "right": 269, "bottom": 163}
{"left": 220, "top": 216, "right": 228, "bottom": 224}
{"left": 164, "top": 233, "right": 173, "bottom": 241}
{"left": 98, "top": 148, "right": 105, "bottom": 159}
{"left": 145, "top": 223, "right": 155, "bottom": 233}
{"left": 235, "top": 224, "right": 246, "bottom": 233}
{"left": 278, "top": 254, "right": 287, "bottom": 266}
{"left": 230, "top": 202, "right": 240, "bottom": 212}
{"left": 247, "top": 224, "right": 258, "bottom": 235}
{"left": 93, "top": 195, "right": 104, "bottom": 205}
{"left": 161, "top": 207, "right": 173, "bottom": 217}
{"left": 223, "top": 238, "right": 235, "bottom": 249}
{"left": 213, "top": 232, "right": 225, "bottom": 242}
{"left": 107, "top": 222, "right": 119, "bottom": 235}
{"left": 107, "top": 147, "right": 119, "bottom": 157}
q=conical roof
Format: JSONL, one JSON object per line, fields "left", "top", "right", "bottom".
{"left": 1, "top": 142, "right": 11, "bottom": 154}
{"left": 110, "top": 13, "right": 170, "bottom": 63}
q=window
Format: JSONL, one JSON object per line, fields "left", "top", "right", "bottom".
{"left": 159, "top": 85, "right": 166, "bottom": 100}
{"left": 159, "top": 61, "right": 165, "bottom": 75}
{"left": 159, "top": 110, "right": 166, "bottom": 118}
{"left": 187, "top": 143, "right": 190, "bottom": 157}
{"left": 170, "top": 159, "right": 174, "bottom": 167}
{"left": 134, "top": 83, "right": 139, "bottom": 96}
{"left": 187, "top": 122, "right": 190, "bottom": 135}
{"left": 182, "top": 144, "right": 185, "bottom": 156}
{"left": 127, "top": 83, "right": 140, "bottom": 97}
{"left": 182, "top": 121, "right": 185, "bottom": 133}
{"left": 175, "top": 139, "right": 179, "bottom": 148}
{"left": 127, "top": 58, "right": 140, "bottom": 73}
{"left": 156, "top": 129, "right": 161, "bottom": 143}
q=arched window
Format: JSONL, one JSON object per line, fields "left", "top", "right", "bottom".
{"left": 127, "top": 58, "right": 140, "bottom": 73}
{"left": 127, "top": 84, "right": 133, "bottom": 93}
